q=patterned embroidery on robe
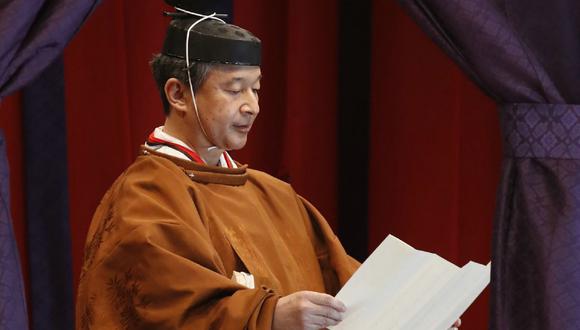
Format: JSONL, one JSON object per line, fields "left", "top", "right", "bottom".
{"left": 82, "top": 174, "right": 131, "bottom": 276}
{"left": 107, "top": 269, "right": 151, "bottom": 330}
{"left": 79, "top": 295, "right": 96, "bottom": 330}
{"left": 82, "top": 201, "right": 117, "bottom": 274}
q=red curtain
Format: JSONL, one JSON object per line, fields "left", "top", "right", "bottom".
{"left": 234, "top": 0, "right": 339, "bottom": 225}
{"left": 0, "top": 0, "right": 501, "bottom": 328}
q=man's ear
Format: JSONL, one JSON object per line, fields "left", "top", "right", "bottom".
{"left": 164, "top": 78, "right": 190, "bottom": 115}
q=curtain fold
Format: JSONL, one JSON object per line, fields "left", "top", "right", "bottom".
{"left": 0, "top": 130, "right": 27, "bottom": 330}
{"left": 398, "top": 0, "right": 580, "bottom": 328}
{"left": 0, "top": 0, "right": 101, "bottom": 99}
{"left": 22, "top": 57, "right": 73, "bottom": 330}
{"left": 0, "top": 1, "right": 101, "bottom": 329}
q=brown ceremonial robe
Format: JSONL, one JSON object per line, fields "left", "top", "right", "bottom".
{"left": 76, "top": 148, "right": 360, "bottom": 329}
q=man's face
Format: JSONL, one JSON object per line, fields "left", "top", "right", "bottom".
{"left": 194, "top": 65, "right": 261, "bottom": 150}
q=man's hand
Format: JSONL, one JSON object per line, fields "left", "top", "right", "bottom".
{"left": 272, "top": 291, "right": 347, "bottom": 330}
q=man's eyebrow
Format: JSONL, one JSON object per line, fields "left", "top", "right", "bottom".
{"left": 228, "top": 75, "right": 262, "bottom": 84}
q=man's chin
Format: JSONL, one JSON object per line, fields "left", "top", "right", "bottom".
{"left": 225, "top": 138, "right": 247, "bottom": 151}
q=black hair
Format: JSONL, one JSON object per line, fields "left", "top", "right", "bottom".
{"left": 149, "top": 54, "right": 212, "bottom": 115}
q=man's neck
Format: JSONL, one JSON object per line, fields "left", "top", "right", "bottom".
{"left": 161, "top": 124, "right": 224, "bottom": 166}
{"left": 194, "top": 145, "right": 224, "bottom": 166}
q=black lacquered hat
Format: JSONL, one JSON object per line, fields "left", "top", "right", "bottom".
{"left": 162, "top": 0, "right": 261, "bottom": 66}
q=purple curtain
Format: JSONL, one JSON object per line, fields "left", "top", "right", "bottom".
{"left": 0, "top": 131, "right": 27, "bottom": 330}
{"left": 0, "top": 0, "right": 100, "bottom": 99}
{"left": 0, "top": 1, "right": 100, "bottom": 329}
{"left": 397, "top": 0, "right": 580, "bottom": 329}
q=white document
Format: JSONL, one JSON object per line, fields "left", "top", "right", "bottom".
{"left": 331, "top": 235, "right": 490, "bottom": 330}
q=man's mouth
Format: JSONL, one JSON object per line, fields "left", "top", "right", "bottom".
{"left": 233, "top": 123, "right": 252, "bottom": 133}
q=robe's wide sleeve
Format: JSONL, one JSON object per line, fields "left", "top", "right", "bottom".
{"left": 76, "top": 163, "right": 279, "bottom": 329}
{"left": 297, "top": 195, "right": 361, "bottom": 295}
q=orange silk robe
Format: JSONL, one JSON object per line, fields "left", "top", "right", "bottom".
{"left": 76, "top": 148, "right": 359, "bottom": 329}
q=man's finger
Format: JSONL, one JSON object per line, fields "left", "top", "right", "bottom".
{"left": 304, "top": 292, "right": 347, "bottom": 312}
{"left": 299, "top": 297, "right": 344, "bottom": 323}
{"left": 311, "top": 304, "right": 345, "bottom": 322}
{"left": 310, "top": 313, "right": 342, "bottom": 328}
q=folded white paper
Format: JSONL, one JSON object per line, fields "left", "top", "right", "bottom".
{"left": 331, "top": 235, "right": 490, "bottom": 330}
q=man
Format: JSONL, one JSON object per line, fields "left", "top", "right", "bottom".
{"left": 76, "top": 3, "right": 464, "bottom": 329}
{"left": 76, "top": 4, "right": 360, "bottom": 330}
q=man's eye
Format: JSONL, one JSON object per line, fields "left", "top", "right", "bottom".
{"left": 252, "top": 89, "right": 260, "bottom": 95}
{"left": 228, "top": 90, "right": 241, "bottom": 95}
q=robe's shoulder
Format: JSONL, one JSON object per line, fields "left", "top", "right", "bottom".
{"left": 113, "top": 153, "right": 298, "bottom": 199}
{"left": 245, "top": 168, "right": 297, "bottom": 194}
{"left": 112, "top": 154, "right": 193, "bottom": 192}
{"left": 126, "top": 154, "right": 188, "bottom": 178}
{"left": 91, "top": 155, "right": 194, "bottom": 221}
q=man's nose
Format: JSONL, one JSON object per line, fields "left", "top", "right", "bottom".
{"left": 241, "top": 91, "right": 259, "bottom": 115}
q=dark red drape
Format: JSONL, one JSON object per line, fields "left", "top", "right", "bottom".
{"left": 234, "top": 0, "right": 340, "bottom": 227}
{"left": 1, "top": 0, "right": 501, "bottom": 328}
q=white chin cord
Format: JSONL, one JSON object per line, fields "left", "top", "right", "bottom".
{"left": 176, "top": 7, "right": 225, "bottom": 152}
